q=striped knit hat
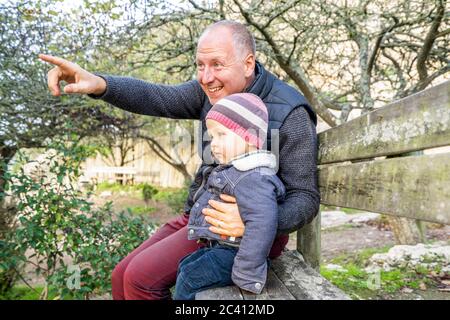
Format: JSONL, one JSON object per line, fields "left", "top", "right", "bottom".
{"left": 205, "top": 93, "right": 268, "bottom": 149}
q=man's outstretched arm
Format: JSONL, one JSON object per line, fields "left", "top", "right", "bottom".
{"left": 39, "top": 54, "right": 205, "bottom": 120}
{"left": 91, "top": 75, "right": 205, "bottom": 120}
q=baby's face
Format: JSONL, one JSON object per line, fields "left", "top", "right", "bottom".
{"left": 206, "top": 119, "right": 256, "bottom": 164}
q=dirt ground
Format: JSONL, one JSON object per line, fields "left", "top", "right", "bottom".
{"left": 286, "top": 223, "right": 450, "bottom": 262}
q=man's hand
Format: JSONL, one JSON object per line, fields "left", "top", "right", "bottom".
{"left": 202, "top": 194, "right": 245, "bottom": 237}
{"left": 38, "top": 54, "right": 106, "bottom": 96}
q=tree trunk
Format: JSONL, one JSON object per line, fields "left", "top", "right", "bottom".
{"left": 386, "top": 216, "right": 426, "bottom": 244}
{"left": 386, "top": 151, "right": 426, "bottom": 245}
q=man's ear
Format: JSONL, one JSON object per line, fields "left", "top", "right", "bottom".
{"left": 243, "top": 53, "right": 256, "bottom": 78}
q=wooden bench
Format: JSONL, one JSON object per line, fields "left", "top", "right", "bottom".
{"left": 84, "top": 166, "right": 137, "bottom": 185}
{"left": 196, "top": 80, "right": 450, "bottom": 300}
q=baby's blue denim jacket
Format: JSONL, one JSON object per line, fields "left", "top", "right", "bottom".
{"left": 187, "top": 150, "right": 286, "bottom": 294}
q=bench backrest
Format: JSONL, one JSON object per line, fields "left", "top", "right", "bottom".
{"left": 297, "top": 80, "right": 450, "bottom": 269}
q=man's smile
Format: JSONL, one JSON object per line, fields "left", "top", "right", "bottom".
{"left": 207, "top": 86, "right": 224, "bottom": 93}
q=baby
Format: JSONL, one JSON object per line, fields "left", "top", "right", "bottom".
{"left": 173, "top": 93, "right": 286, "bottom": 300}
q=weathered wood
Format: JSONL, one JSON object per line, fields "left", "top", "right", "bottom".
{"left": 385, "top": 151, "right": 428, "bottom": 245}
{"left": 196, "top": 251, "right": 349, "bottom": 300}
{"left": 270, "top": 250, "right": 350, "bottom": 300}
{"left": 196, "top": 270, "right": 296, "bottom": 300}
{"left": 240, "top": 269, "right": 295, "bottom": 300}
{"left": 297, "top": 212, "right": 321, "bottom": 270}
{"left": 318, "top": 80, "right": 450, "bottom": 164}
{"left": 195, "top": 285, "right": 243, "bottom": 300}
{"left": 319, "top": 153, "right": 450, "bottom": 224}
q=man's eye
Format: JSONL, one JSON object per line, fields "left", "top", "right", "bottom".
{"left": 214, "top": 63, "right": 223, "bottom": 69}
{"left": 197, "top": 63, "right": 204, "bottom": 70}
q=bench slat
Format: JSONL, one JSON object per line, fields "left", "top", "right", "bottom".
{"left": 196, "top": 250, "right": 349, "bottom": 300}
{"left": 319, "top": 153, "right": 450, "bottom": 224}
{"left": 239, "top": 269, "right": 295, "bottom": 300}
{"left": 318, "top": 80, "right": 450, "bottom": 164}
{"left": 196, "top": 285, "right": 244, "bottom": 300}
{"left": 270, "top": 250, "right": 350, "bottom": 300}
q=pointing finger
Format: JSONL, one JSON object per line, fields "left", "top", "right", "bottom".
{"left": 39, "top": 54, "right": 68, "bottom": 67}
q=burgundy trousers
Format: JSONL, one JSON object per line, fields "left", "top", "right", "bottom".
{"left": 111, "top": 212, "right": 289, "bottom": 300}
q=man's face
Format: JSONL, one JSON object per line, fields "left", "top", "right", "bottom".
{"left": 196, "top": 28, "right": 255, "bottom": 105}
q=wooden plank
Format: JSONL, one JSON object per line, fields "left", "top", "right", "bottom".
{"left": 195, "top": 285, "right": 243, "bottom": 300}
{"left": 319, "top": 153, "right": 450, "bottom": 224}
{"left": 271, "top": 250, "right": 350, "bottom": 300}
{"left": 239, "top": 269, "right": 295, "bottom": 300}
{"left": 297, "top": 212, "right": 321, "bottom": 270}
{"left": 196, "top": 251, "right": 348, "bottom": 300}
{"left": 318, "top": 80, "right": 450, "bottom": 164}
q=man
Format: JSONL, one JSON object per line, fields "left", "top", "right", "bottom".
{"left": 39, "top": 20, "right": 319, "bottom": 300}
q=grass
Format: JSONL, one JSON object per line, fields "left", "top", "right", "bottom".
{"left": 0, "top": 285, "right": 73, "bottom": 300}
{"left": 94, "top": 182, "right": 188, "bottom": 214}
{"left": 320, "top": 246, "right": 440, "bottom": 299}
{"left": 95, "top": 182, "right": 146, "bottom": 196}
{"left": 153, "top": 187, "right": 189, "bottom": 214}
{"left": 126, "top": 205, "right": 156, "bottom": 215}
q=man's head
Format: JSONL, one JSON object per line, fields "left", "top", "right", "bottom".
{"left": 196, "top": 20, "right": 256, "bottom": 105}
{"left": 205, "top": 93, "right": 268, "bottom": 164}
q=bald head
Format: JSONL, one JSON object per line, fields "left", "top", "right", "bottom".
{"left": 198, "top": 20, "right": 256, "bottom": 59}
{"left": 195, "top": 20, "right": 257, "bottom": 105}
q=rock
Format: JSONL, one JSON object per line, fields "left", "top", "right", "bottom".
{"left": 366, "top": 242, "right": 450, "bottom": 272}
{"left": 321, "top": 211, "right": 349, "bottom": 229}
{"left": 321, "top": 210, "right": 381, "bottom": 230}
{"left": 350, "top": 212, "right": 380, "bottom": 224}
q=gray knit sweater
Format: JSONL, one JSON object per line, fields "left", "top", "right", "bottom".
{"left": 91, "top": 70, "right": 319, "bottom": 234}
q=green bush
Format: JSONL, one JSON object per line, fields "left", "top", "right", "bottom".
{"left": 154, "top": 187, "right": 189, "bottom": 214}
{"left": 1, "top": 138, "right": 155, "bottom": 299}
{"left": 142, "top": 184, "right": 158, "bottom": 207}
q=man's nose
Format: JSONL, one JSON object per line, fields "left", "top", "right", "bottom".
{"left": 200, "top": 67, "right": 215, "bottom": 84}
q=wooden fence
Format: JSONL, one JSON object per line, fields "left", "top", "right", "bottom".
{"left": 298, "top": 80, "right": 450, "bottom": 269}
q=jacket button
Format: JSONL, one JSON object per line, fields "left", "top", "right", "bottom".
{"left": 212, "top": 171, "right": 217, "bottom": 175}
{"left": 189, "top": 229, "right": 194, "bottom": 235}
{"left": 216, "top": 178, "right": 221, "bottom": 183}
{"left": 255, "top": 283, "right": 261, "bottom": 290}
{"left": 195, "top": 203, "right": 200, "bottom": 207}
{"left": 208, "top": 188, "right": 213, "bottom": 193}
